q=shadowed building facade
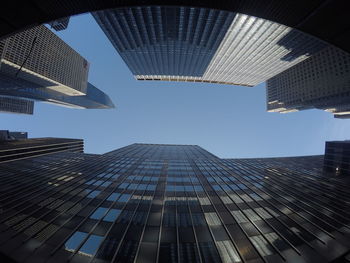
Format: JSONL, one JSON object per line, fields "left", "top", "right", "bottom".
{"left": 0, "top": 137, "right": 84, "bottom": 163}
{"left": 324, "top": 141, "right": 350, "bottom": 176}
{"left": 0, "top": 143, "right": 349, "bottom": 262}
{"left": 266, "top": 45, "right": 350, "bottom": 118}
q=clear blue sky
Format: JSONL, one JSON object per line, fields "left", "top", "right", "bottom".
{"left": 1, "top": 13, "right": 349, "bottom": 158}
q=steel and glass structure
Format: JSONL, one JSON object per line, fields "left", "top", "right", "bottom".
{"left": 0, "top": 130, "right": 27, "bottom": 140}
{"left": 92, "top": 6, "right": 327, "bottom": 86}
{"left": 0, "top": 25, "right": 114, "bottom": 111}
{"left": 0, "top": 143, "right": 349, "bottom": 262}
{"left": 0, "top": 137, "right": 83, "bottom": 163}
{"left": 0, "top": 96, "right": 33, "bottom": 114}
{"left": 324, "top": 141, "right": 350, "bottom": 176}
{"left": 48, "top": 17, "right": 70, "bottom": 31}
{"left": 266, "top": 45, "right": 350, "bottom": 118}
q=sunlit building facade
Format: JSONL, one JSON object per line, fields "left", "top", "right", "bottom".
{"left": 92, "top": 6, "right": 327, "bottom": 86}
{"left": 0, "top": 143, "right": 349, "bottom": 262}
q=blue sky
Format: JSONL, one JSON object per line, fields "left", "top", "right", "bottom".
{"left": 1, "top": 13, "right": 349, "bottom": 158}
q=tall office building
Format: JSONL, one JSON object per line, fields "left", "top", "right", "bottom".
{"left": 0, "top": 130, "right": 27, "bottom": 140}
{"left": 92, "top": 6, "right": 327, "bottom": 86}
{"left": 48, "top": 17, "right": 70, "bottom": 31}
{"left": 0, "top": 96, "right": 33, "bottom": 114}
{"left": 266, "top": 45, "right": 350, "bottom": 117}
{"left": 0, "top": 143, "right": 349, "bottom": 262}
{"left": 0, "top": 137, "right": 84, "bottom": 163}
{"left": 324, "top": 141, "right": 350, "bottom": 175}
{"left": 0, "top": 25, "right": 114, "bottom": 111}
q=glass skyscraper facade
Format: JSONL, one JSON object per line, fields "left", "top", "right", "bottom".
{"left": 0, "top": 137, "right": 83, "bottom": 163}
{"left": 0, "top": 96, "right": 34, "bottom": 115}
{"left": 266, "top": 45, "right": 350, "bottom": 118}
{"left": 0, "top": 143, "right": 349, "bottom": 262}
{"left": 92, "top": 6, "right": 327, "bottom": 86}
{"left": 324, "top": 141, "right": 350, "bottom": 176}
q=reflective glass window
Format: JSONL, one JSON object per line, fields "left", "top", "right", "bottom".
{"left": 64, "top": 231, "right": 87, "bottom": 252}
{"left": 250, "top": 235, "right": 274, "bottom": 256}
{"left": 107, "top": 192, "right": 120, "bottom": 201}
{"left": 90, "top": 207, "right": 108, "bottom": 220}
{"left": 216, "top": 240, "right": 241, "bottom": 263}
{"left": 79, "top": 234, "right": 104, "bottom": 256}
{"left": 147, "top": 184, "right": 156, "bottom": 191}
{"left": 87, "top": 190, "right": 101, "bottom": 198}
{"left": 104, "top": 209, "right": 121, "bottom": 222}
{"left": 205, "top": 212, "right": 222, "bottom": 226}
{"left": 101, "top": 181, "right": 112, "bottom": 187}
{"left": 118, "top": 194, "right": 131, "bottom": 203}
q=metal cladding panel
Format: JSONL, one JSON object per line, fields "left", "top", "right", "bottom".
{"left": 93, "top": 6, "right": 328, "bottom": 86}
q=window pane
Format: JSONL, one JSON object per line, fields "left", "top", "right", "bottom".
{"left": 118, "top": 194, "right": 131, "bottom": 203}
{"left": 216, "top": 240, "right": 241, "bottom": 263}
{"left": 64, "top": 231, "right": 88, "bottom": 252}
{"left": 90, "top": 207, "right": 108, "bottom": 220}
{"left": 79, "top": 234, "right": 104, "bottom": 256}
{"left": 107, "top": 192, "right": 120, "bottom": 201}
{"left": 87, "top": 190, "right": 101, "bottom": 198}
{"left": 101, "top": 181, "right": 112, "bottom": 187}
{"left": 250, "top": 235, "right": 274, "bottom": 256}
{"left": 104, "top": 209, "right": 121, "bottom": 222}
{"left": 93, "top": 180, "right": 104, "bottom": 186}
{"left": 205, "top": 212, "right": 221, "bottom": 226}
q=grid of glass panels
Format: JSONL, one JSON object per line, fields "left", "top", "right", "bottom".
{"left": 0, "top": 144, "right": 349, "bottom": 263}
{"left": 93, "top": 6, "right": 328, "bottom": 86}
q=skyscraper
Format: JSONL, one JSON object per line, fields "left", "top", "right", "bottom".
{"left": 0, "top": 130, "right": 27, "bottom": 140}
{"left": 0, "top": 96, "right": 33, "bottom": 114}
{"left": 0, "top": 25, "right": 115, "bottom": 111}
{"left": 48, "top": 17, "right": 70, "bottom": 31}
{"left": 0, "top": 137, "right": 84, "bottom": 163}
{"left": 324, "top": 141, "right": 350, "bottom": 175}
{"left": 266, "top": 45, "right": 350, "bottom": 118}
{"left": 0, "top": 143, "right": 349, "bottom": 262}
{"left": 92, "top": 6, "right": 327, "bottom": 86}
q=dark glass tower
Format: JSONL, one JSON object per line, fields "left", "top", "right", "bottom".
{"left": 0, "top": 137, "right": 83, "bottom": 163}
{"left": 0, "top": 143, "right": 349, "bottom": 262}
{"left": 324, "top": 141, "right": 350, "bottom": 175}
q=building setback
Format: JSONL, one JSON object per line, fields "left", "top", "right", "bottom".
{"left": 0, "top": 25, "right": 114, "bottom": 111}
{"left": 92, "top": 6, "right": 327, "bottom": 86}
{"left": 0, "top": 143, "right": 349, "bottom": 262}
{"left": 266, "top": 45, "right": 350, "bottom": 118}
